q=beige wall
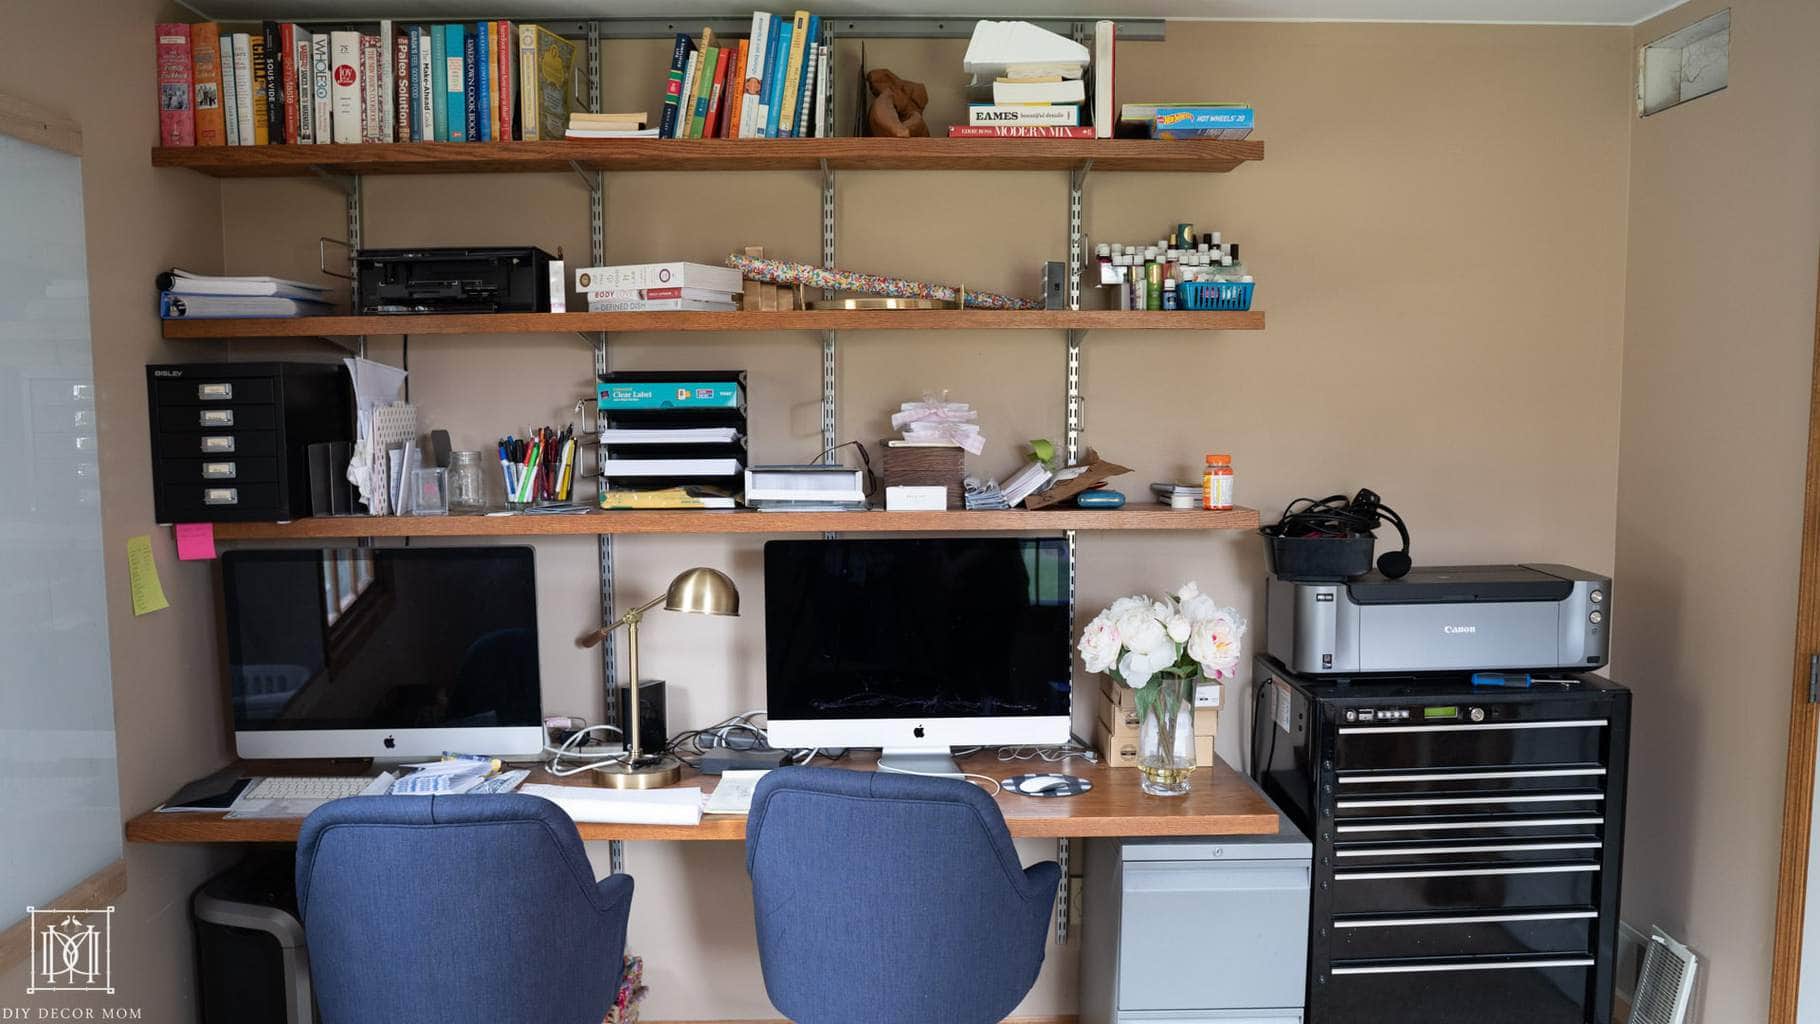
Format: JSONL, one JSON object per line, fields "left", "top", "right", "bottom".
{"left": 0, "top": 0, "right": 237, "bottom": 1015}
{"left": 218, "top": 20, "right": 1634, "bottom": 1020}
{"left": 1614, "top": 1, "right": 1820, "bottom": 1019}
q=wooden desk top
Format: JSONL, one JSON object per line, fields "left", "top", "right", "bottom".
{"left": 124, "top": 752, "right": 1281, "bottom": 844}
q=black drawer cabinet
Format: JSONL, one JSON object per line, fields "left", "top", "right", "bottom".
{"left": 1251, "top": 655, "right": 1630, "bottom": 1024}
{"left": 146, "top": 363, "right": 352, "bottom": 523}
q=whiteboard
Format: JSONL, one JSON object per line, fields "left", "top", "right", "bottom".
{"left": 0, "top": 129, "right": 123, "bottom": 927}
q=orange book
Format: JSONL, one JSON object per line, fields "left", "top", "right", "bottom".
{"left": 191, "top": 23, "right": 227, "bottom": 146}
{"left": 725, "top": 38, "right": 749, "bottom": 139}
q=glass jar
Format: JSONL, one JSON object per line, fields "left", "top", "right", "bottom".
{"left": 447, "top": 450, "right": 488, "bottom": 513}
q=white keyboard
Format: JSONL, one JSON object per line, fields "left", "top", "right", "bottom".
{"left": 243, "top": 775, "right": 379, "bottom": 802}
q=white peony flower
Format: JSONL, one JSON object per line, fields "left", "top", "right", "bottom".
{"left": 1077, "top": 613, "right": 1123, "bottom": 674}
{"left": 1115, "top": 606, "right": 1169, "bottom": 655}
{"left": 1119, "top": 645, "right": 1177, "bottom": 689}
{"left": 1164, "top": 612, "right": 1192, "bottom": 644}
{"left": 1178, "top": 587, "right": 1220, "bottom": 624}
{"left": 1187, "top": 607, "right": 1247, "bottom": 679}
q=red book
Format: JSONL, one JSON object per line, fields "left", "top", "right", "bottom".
{"left": 155, "top": 23, "right": 195, "bottom": 146}
{"left": 701, "top": 46, "right": 732, "bottom": 139}
{"left": 947, "top": 125, "right": 1098, "bottom": 138}
{"left": 497, "top": 21, "right": 514, "bottom": 141}
{"left": 280, "top": 24, "right": 301, "bottom": 146}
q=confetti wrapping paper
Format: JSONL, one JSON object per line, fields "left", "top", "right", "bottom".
{"left": 724, "top": 254, "right": 1042, "bottom": 310}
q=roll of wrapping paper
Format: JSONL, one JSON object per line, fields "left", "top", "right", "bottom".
{"left": 724, "top": 254, "right": 1042, "bottom": 310}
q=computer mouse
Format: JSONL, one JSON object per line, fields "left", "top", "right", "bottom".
{"left": 1019, "top": 776, "right": 1072, "bottom": 795}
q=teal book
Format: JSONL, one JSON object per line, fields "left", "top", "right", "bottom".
{"left": 431, "top": 25, "right": 447, "bottom": 140}
{"left": 444, "top": 24, "right": 465, "bottom": 141}
{"left": 764, "top": 20, "right": 792, "bottom": 138}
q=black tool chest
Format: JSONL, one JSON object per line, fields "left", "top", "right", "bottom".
{"left": 1250, "top": 654, "right": 1630, "bottom": 1024}
{"left": 146, "top": 363, "right": 351, "bottom": 523}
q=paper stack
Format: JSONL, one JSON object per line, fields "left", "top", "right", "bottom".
{"left": 890, "top": 395, "right": 984, "bottom": 454}
{"left": 577, "top": 262, "right": 741, "bottom": 312}
{"left": 566, "top": 111, "right": 656, "bottom": 138}
{"left": 954, "top": 21, "right": 1107, "bottom": 138}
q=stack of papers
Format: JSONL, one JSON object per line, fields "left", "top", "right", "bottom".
{"left": 890, "top": 395, "right": 984, "bottom": 455}
{"left": 521, "top": 784, "right": 705, "bottom": 826}
{"left": 1001, "top": 460, "right": 1054, "bottom": 507}
{"left": 964, "top": 477, "right": 1010, "bottom": 510}
{"left": 390, "top": 758, "right": 500, "bottom": 795}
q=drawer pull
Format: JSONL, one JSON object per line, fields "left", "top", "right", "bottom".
{"left": 1337, "top": 910, "right": 1599, "bottom": 929}
{"left": 1339, "top": 768, "right": 1607, "bottom": 784}
{"left": 201, "top": 461, "right": 238, "bottom": 480}
{"left": 201, "top": 435, "right": 236, "bottom": 453}
{"left": 1339, "top": 718, "right": 1607, "bottom": 736}
{"left": 1332, "top": 957, "right": 1595, "bottom": 976}
{"left": 1336, "top": 864, "right": 1599, "bottom": 882}
{"left": 198, "top": 382, "right": 234, "bottom": 400}
{"left": 1339, "top": 794, "right": 1604, "bottom": 809}
{"left": 1336, "top": 840, "right": 1603, "bottom": 858}
{"left": 203, "top": 488, "right": 239, "bottom": 506}
{"left": 199, "top": 409, "right": 235, "bottom": 427}
{"left": 1338, "top": 816, "right": 1604, "bottom": 834}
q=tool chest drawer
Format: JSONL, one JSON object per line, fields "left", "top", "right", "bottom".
{"left": 1322, "top": 958, "right": 1594, "bottom": 1024}
{"left": 1332, "top": 909, "right": 1596, "bottom": 960}
{"left": 146, "top": 363, "right": 352, "bottom": 524}
{"left": 1333, "top": 719, "right": 1610, "bottom": 771}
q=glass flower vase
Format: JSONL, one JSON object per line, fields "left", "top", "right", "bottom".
{"left": 1138, "top": 674, "right": 1197, "bottom": 797}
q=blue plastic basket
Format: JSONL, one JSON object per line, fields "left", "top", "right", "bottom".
{"left": 1180, "top": 280, "right": 1255, "bottom": 311}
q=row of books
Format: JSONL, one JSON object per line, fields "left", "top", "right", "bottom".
{"left": 155, "top": 19, "right": 580, "bottom": 147}
{"left": 658, "top": 12, "right": 830, "bottom": 139}
{"left": 597, "top": 371, "right": 748, "bottom": 509}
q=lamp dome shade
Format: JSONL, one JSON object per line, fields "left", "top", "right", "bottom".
{"left": 664, "top": 567, "right": 739, "bottom": 616}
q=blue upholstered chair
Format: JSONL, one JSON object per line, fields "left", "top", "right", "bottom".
{"left": 745, "top": 766, "right": 1060, "bottom": 1024}
{"left": 296, "top": 794, "right": 633, "bottom": 1024}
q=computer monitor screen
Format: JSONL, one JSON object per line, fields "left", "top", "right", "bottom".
{"left": 221, "top": 546, "right": 543, "bottom": 759}
{"left": 764, "top": 538, "right": 1072, "bottom": 757}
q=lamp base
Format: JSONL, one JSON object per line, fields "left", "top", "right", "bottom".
{"left": 586, "top": 757, "right": 683, "bottom": 789}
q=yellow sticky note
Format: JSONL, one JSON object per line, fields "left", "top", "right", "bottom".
{"left": 127, "top": 534, "right": 170, "bottom": 616}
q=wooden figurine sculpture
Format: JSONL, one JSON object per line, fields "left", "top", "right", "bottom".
{"left": 866, "top": 69, "right": 930, "bottom": 138}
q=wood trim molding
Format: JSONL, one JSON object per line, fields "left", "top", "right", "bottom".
{"left": 0, "top": 860, "right": 128, "bottom": 973}
{"left": 1769, "top": 245, "right": 1820, "bottom": 1023}
{"left": 0, "top": 92, "right": 81, "bottom": 156}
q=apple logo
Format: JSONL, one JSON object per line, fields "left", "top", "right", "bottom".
{"left": 383, "top": 735, "right": 396, "bottom": 749}
{"left": 913, "top": 725, "right": 925, "bottom": 738}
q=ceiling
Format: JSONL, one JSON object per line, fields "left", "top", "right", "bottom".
{"left": 183, "top": 0, "right": 1687, "bottom": 27}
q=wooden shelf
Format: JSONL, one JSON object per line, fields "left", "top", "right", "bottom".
{"left": 208, "top": 506, "right": 1260, "bottom": 540}
{"left": 152, "top": 137, "right": 1263, "bottom": 177}
{"left": 125, "top": 753, "right": 1281, "bottom": 844}
{"left": 161, "top": 308, "right": 1264, "bottom": 338}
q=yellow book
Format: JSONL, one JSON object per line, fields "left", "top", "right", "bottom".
{"left": 249, "top": 35, "right": 269, "bottom": 145}
{"left": 519, "top": 24, "right": 575, "bottom": 142}
{"left": 486, "top": 21, "right": 502, "bottom": 140}
{"left": 777, "top": 10, "right": 810, "bottom": 135}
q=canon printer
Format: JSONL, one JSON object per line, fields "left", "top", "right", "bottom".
{"left": 1264, "top": 563, "right": 1610, "bottom": 674}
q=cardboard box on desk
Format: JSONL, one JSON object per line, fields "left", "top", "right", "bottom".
{"left": 1094, "top": 716, "right": 1215, "bottom": 768}
{"left": 1097, "top": 678, "right": 1221, "bottom": 735}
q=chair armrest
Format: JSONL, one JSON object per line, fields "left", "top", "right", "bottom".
{"left": 595, "top": 872, "right": 634, "bottom": 915}
{"left": 1022, "top": 860, "right": 1061, "bottom": 903}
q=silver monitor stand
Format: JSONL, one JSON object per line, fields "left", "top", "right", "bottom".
{"left": 878, "top": 749, "right": 965, "bottom": 779}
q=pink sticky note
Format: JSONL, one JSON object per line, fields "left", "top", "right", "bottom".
{"left": 174, "top": 522, "right": 217, "bottom": 561}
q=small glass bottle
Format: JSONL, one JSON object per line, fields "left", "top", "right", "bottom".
{"left": 1201, "top": 453, "right": 1234, "bottom": 511}
{"left": 1162, "top": 277, "right": 1179, "bottom": 310}
{"left": 1146, "top": 259, "right": 1164, "bottom": 311}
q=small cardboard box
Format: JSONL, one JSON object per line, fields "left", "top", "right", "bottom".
{"left": 1095, "top": 718, "right": 1214, "bottom": 768}
{"left": 1101, "top": 676, "right": 1221, "bottom": 710}
{"left": 1095, "top": 688, "right": 1218, "bottom": 740}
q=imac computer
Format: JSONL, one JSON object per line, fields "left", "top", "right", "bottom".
{"left": 220, "top": 546, "right": 545, "bottom": 759}
{"left": 764, "top": 537, "right": 1072, "bottom": 775}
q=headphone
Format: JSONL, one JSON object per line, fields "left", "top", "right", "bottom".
{"left": 1270, "top": 488, "right": 1413, "bottom": 579}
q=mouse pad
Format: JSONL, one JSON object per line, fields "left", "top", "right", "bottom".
{"left": 1004, "top": 773, "right": 1093, "bottom": 798}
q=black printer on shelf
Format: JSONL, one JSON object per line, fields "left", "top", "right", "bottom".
{"left": 353, "top": 246, "right": 553, "bottom": 314}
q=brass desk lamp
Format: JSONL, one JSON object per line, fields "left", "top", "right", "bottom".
{"left": 575, "top": 567, "right": 739, "bottom": 789}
